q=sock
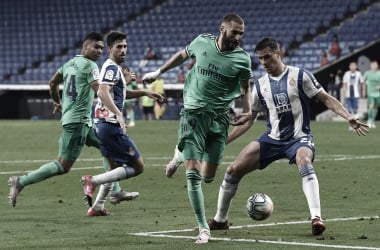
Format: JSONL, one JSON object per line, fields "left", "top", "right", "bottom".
{"left": 186, "top": 169, "right": 208, "bottom": 231}
{"left": 102, "top": 158, "right": 121, "bottom": 193}
{"left": 92, "top": 182, "right": 113, "bottom": 211}
{"left": 129, "top": 109, "right": 135, "bottom": 123}
{"left": 91, "top": 166, "right": 136, "bottom": 185}
{"left": 19, "top": 161, "right": 64, "bottom": 187}
{"left": 299, "top": 164, "right": 321, "bottom": 219}
{"left": 373, "top": 108, "right": 378, "bottom": 123}
{"left": 214, "top": 174, "right": 240, "bottom": 223}
{"left": 368, "top": 109, "right": 374, "bottom": 123}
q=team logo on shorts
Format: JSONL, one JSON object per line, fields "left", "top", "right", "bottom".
{"left": 129, "top": 147, "right": 136, "bottom": 156}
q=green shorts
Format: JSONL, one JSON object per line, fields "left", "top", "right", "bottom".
{"left": 367, "top": 96, "right": 380, "bottom": 107}
{"left": 58, "top": 123, "right": 99, "bottom": 161}
{"left": 177, "top": 109, "right": 230, "bottom": 165}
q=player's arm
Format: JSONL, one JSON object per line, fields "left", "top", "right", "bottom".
{"left": 143, "top": 49, "right": 189, "bottom": 83}
{"left": 227, "top": 111, "right": 258, "bottom": 145}
{"left": 230, "top": 79, "right": 252, "bottom": 126}
{"left": 316, "top": 89, "right": 368, "bottom": 135}
{"left": 49, "top": 71, "right": 63, "bottom": 113}
{"left": 97, "top": 84, "right": 126, "bottom": 131}
{"left": 362, "top": 80, "right": 367, "bottom": 98}
{"left": 125, "top": 89, "right": 165, "bottom": 103}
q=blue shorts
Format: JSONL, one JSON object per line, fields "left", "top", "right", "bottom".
{"left": 257, "top": 134, "right": 315, "bottom": 169}
{"left": 95, "top": 122, "right": 140, "bottom": 166}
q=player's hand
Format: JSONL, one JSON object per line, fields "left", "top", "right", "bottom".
{"left": 53, "top": 102, "right": 62, "bottom": 114}
{"left": 348, "top": 118, "right": 369, "bottom": 136}
{"left": 147, "top": 92, "right": 165, "bottom": 103}
{"left": 142, "top": 68, "right": 161, "bottom": 83}
{"left": 125, "top": 71, "right": 136, "bottom": 85}
{"left": 116, "top": 113, "right": 126, "bottom": 134}
{"left": 230, "top": 112, "right": 252, "bottom": 126}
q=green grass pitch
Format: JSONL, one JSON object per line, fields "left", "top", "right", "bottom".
{"left": 0, "top": 120, "right": 379, "bottom": 249}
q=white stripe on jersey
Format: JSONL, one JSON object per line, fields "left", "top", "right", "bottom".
{"left": 252, "top": 66, "right": 322, "bottom": 140}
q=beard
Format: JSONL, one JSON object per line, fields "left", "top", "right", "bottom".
{"left": 222, "top": 31, "right": 239, "bottom": 51}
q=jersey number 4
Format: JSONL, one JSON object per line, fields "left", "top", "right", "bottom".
{"left": 65, "top": 75, "right": 78, "bottom": 101}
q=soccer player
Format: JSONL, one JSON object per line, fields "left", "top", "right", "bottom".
{"left": 363, "top": 60, "right": 380, "bottom": 128}
{"left": 342, "top": 62, "right": 363, "bottom": 119}
{"left": 81, "top": 31, "right": 164, "bottom": 216}
{"left": 142, "top": 13, "right": 252, "bottom": 244}
{"left": 202, "top": 37, "right": 368, "bottom": 236}
{"left": 7, "top": 32, "right": 133, "bottom": 207}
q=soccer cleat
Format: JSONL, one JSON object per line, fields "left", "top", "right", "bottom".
{"left": 87, "top": 207, "right": 110, "bottom": 216}
{"left": 165, "top": 145, "right": 183, "bottom": 177}
{"left": 195, "top": 229, "right": 211, "bottom": 244}
{"left": 8, "top": 176, "right": 23, "bottom": 207}
{"left": 109, "top": 190, "right": 139, "bottom": 205}
{"left": 81, "top": 175, "right": 95, "bottom": 207}
{"left": 311, "top": 216, "right": 326, "bottom": 236}
{"left": 194, "top": 218, "right": 229, "bottom": 231}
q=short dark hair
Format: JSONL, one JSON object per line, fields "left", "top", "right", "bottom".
{"left": 84, "top": 32, "right": 103, "bottom": 42}
{"left": 107, "top": 31, "right": 127, "bottom": 48}
{"left": 254, "top": 37, "right": 280, "bottom": 53}
{"left": 222, "top": 13, "right": 244, "bottom": 25}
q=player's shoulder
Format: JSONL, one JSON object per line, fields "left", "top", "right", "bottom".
{"left": 198, "top": 33, "right": 217, "bottom": 40}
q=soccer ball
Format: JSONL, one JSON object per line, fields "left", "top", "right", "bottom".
{"left": 246, "top": 193, "right": 274, "bottom": 221}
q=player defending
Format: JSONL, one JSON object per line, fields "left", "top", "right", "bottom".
{"left": 81, "top": 31, "right": 164, "bottom": 216}
{"left": 203, "top": 37, "right": 368, "bottom": 236}
{"left": 7, "top": 32, "right": 134, "bottom": 207}
{"left": 143, "top": 13, "right": 252, "bottom": 243}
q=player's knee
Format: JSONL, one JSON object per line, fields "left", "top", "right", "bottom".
{"left": 224, "top": 173, "right": 241, "bottom": 184}
{"left": 298, "top": 164, "right": 315, "bottom": 177}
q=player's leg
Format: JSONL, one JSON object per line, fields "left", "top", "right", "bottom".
{"left": 165, "top": 145, "right": 184, "bottom": 177}
{"left": 212, "top": 141, "right": 261, "bottom": 227}
{"left": 294, "top": 142, "right": 325, "bottom": 235}
{"left": 81, "top": 122, "right": 142, "bottom": 206}
{"left": 367, "top": 97, "right": 377, "bottom": 128}
{"left": 127, "top": 104, "right": 135, "bottom": 127}
{"left": 8, "top": 123, "right": 87, "bottom": 207}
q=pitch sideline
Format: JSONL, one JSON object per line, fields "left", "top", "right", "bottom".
{"left": 129, "top": 216, "right": 380, "bottom": 250}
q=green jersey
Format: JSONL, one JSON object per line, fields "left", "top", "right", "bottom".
{"left": 58, "top": 55, "right": 99, "bottom": 126}
{"left": 364, "top": 70, "right": 380, "bottom": 98}
{"left": 184, "top": 34, "right": 252, "bottom": 112}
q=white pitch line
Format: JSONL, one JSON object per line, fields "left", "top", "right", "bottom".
{"left": 129, "top": 216, "right": 380, "bottom": 250}
{"left": 129, "top": 233, "right": 380, "bottom": 250}
{"left": 0, "top": 155, "right": 379, "bottom": 175}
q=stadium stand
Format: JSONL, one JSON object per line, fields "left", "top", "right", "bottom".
{"left": 1, "top": 0, "right": 379, "bottom": 85}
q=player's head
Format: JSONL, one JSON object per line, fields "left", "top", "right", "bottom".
{"left": 106, "top": 31, "right": 127, "bottom": 65}
{"left": 219, "top": 13, "right": 245, "bottom": 51}
{"left": 82, "top": 32, "right": 104, "bottom": 61}
{"left": 370, "top": 60, "right": 378, "bottom": 71}
{"left": 349, "top": 62, "right": 357, "bottom": 72}
{"left": 254, "top": 37, "right": 283, "bottom": 76}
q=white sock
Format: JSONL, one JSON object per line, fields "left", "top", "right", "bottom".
{"left": 214, "top": 180, "right": 238, "bottom": 223}
{"left": 92, "top": 182, "right": 113, "bottom": 211}
{"left": 302, "top": 173, "right": 321, "bottom": 219}
{"left": 92, "top": 167, "right": 127, "bottom": 185}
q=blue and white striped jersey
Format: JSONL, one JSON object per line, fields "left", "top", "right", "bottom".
{"left": 252, "top": 66, "right": 323, "bottom": 141}
{"left": 94, "top": 59, "right": 126, "bottom": 124}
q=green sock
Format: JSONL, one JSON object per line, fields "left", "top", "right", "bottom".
{"left": 373, "top": 109, "right": 378, "bottom": 123}
{"left": 19, "top": 161, "right": 64, "bottom": 187}
{"left": 186, "top": 169, "right": 209, "bottom": 231}
{"left": 102, "top": 157, "right": 121, "bottom": 193}
{"left": 129, "top": 109, "right": 135, "bottom": 123}
{"left": 368, "top": 109, "right": 374, "bottom": 123}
